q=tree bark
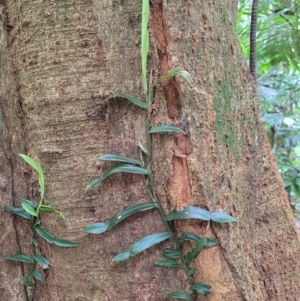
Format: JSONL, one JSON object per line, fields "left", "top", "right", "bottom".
{"left": 1, "top": 0, "right": 300, "bottom": 301}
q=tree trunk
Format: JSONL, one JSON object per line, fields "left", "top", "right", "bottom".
{"left": 1, "top": 0, "right": 300, "bottom": 301}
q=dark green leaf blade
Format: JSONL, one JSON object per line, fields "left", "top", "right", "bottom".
{"left": 106, "top": 203, "right": 156, "bottom": 231}
{"left": 39, "top": 205, "right": 66, "bottom": 220}
{"left": 152, "top": 70, "right": 192, "bottom": 87}
{"left": 178, "top": 232, "right": 203, "bottom": 244}
{"left": 34, "top": 255, "right": 51, "bottom": 269}
{"left": 192, "top": 283, "right": 212, "bottom": 295}
{"left": 161, "top": 249, "right": 182, "bottom": 259}
{"left": 6, "top": 254, "right": 35, "bottom": 264}
{"left": 99, "top": 154, "right": 141, "bottom": 165}
{"left": 184, "top": 239, "right": 207, "bottom": 265}
{"left": 166, "top": 291, "right": 193, "bottom": 300}
{"left": 84, "top": 203, "right": 155, "bottom": 234}
{"left": 149, "top": 125, "right": 184, "bottom": 134}
{"left": 154, "top": 259, "right": 182, "bottom": 268}
{"left": 117, "top": 95, "right": 148, "bottom": 109}
{"left": 35, "top": 226, "right": 55, "bottom": 243}
{"left": 210, "top": 212, "right": 237, "bottom": 223}
{"left": 130, "top": 232, "right": 170, "bottom": 256}
{"left": 30, "top": 270, "right": 43, "bottom": 282}
{"left": 19, "top": 199, "right": 36, "bottom": 208}
{"left": 84, "top": 222, "right": 108, "bottom": 234}
{"left": 22, "top": 276, "right": 34, "bottom": 287}
{"left": 112, "top": 251, "right": 130, "bottom": 262}
{"left": 5, "top": 205, "right": 33, "bottom": 220}
{"left": 22, "top": 203, "right": 38, "bottom": 217}
{"left": 53, "top": 238, "right": 78, "bottom": 247}
{"left": 166, "top": 206, "right": 211, "bottom": 221}
{"left": 86, "top": 164, "right": 149, "bottom": 189}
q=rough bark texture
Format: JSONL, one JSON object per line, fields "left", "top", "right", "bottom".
{"left": 1, "top": 0, "right": 300, "bottom": 301}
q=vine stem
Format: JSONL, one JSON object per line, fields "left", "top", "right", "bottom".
{"left": 143, "top": 81, "right": 196, "bottom": 300}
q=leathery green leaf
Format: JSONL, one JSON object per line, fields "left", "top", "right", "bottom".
{"left": 130, "top": 232, "right": 170, "bottom": 256}
{"left": 53, "top": 238, "right": 78, "bottom": 247}
{"left": 19, "top": 199, "right": 36, "bottom": 208}
{"left": 112, "top": 251, "right": 130, "bottom": 262}
{"left": 6, "top": 254, "right": 35, "bottom": 264}
{"left": 210, "top": 212, "right": 237, "bottom": 223}
{"left": 152, "top": 70, "right": 192, "bottom": 87}
{"left": 85, "top": 203, "right": 155, "bottom": 234}
{"left": 84, "top": 223, "right": 108, "bottom": 234}
{"left": 149, "top": 125, "right": 184, "bottom": 134}
{"left": 30, "top": 270, "right": 43, "bottom": 282}
{"left": 35, "top": 226, "right": 55, "bottom": 243}
{"left": 19, "top": 154, "right": 45, "bottom": 200}
{"left": 154, "top": 259, "right": 182, "bottom": 268}
{"left": 166, "top": 291, "right": 193, "bottom": 300}
{"left": 120, "top": 95, "right": 148, "bottom": 109}
{"left": 192, "top": 283, "right": 212, "bottom": 295}
{"left": 34, "top": 255, "right": 51, "bottom": 269}
{"left": 5, "top": 205, "right": 33, "bottom": 220}
{"left": 22, "top": 203, "right": 38, "bottom": 217}
{"left": 22, "top": 276, "right": 34, "bottom": 287}
{"left": 161, "top": 249, "right": 182, "bottom": 260}
{"left": 178, "top": 232, "right": 204, "bottom": 244}
{"left": 184, "top": 239, "right": 207, "bottom": 265}
{"left": 39, "top": 205, "right": 66, "bottom": 220}
{"left": 138, "top": 141, "right": 149, "bottom": 155}
{"left": 86, "top": 164, "right": 149, "bottom": 189}
{"left": 166, "top": 206, "right": 211, "bottom": 221}
{"left": 99, "top": 154, "right": 141, "bottom": 165}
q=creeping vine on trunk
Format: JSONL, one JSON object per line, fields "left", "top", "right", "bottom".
{"left": 84, "top": 0, "right": 237, "bottom": 300}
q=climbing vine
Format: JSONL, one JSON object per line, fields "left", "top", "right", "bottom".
{"left": 84, "top": 0, "right": 237, "bottom": 300}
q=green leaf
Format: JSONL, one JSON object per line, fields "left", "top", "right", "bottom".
{"left": 39, "top": 205, "right": 66, "bottom": 220}
{"left": 152, "top": 70, "right": 192, "bottom": 87}
{"left": 22, "top": 203, "right": 38, "bottom": 217}
{"left": 178, "top": 232, "right": 203, "bottom": 244}
{"left": 149, "top": 125, "right": 184, "bottom": 134}
{"left": 161, "top": 249, "right": 182, "bottom": 260}
{"left": 84, "top": 223, "right": 108, "bottom": 234}
{"left": 187, "top": 269, "right": 194, "bottom": 276}
{"left": 192, "top": 283, "right": 212, "bottom": 295}
{"left": 112, "top": 251, "right": 130, "bottom": 262}
{"left": 34, "top": 255, "right": 51, "bottom": 269}
{"left": 98, "top": 154, "right": 141, "bottom": 165}
{"left": 19, "top": 199, "right": 36, "bottom": 208}
{"left": 154, "top": 259, "right": 182, "bottom": 268}
{"left": 86, "top": 164, "right": 149, "bottom": 189}
{"left": 19, "top": 154, "right": 45, "bottom": 201}
{"left": 30, "top": 270, "right": 43, "bottom": 282}
{"left": 205, "top": 238, "right": 219, "bottom": 247}
{"left": 32, "top": 239, "right": 39, "bottom": 246}
{"left": 53, "top": 238, "right": 78, "bottom": 247}
{"left": 210, "top": 212, "right": 237, "bottom": 223}
{"left": 130, "top": 232, "right": 170, "bottom": 256}
{"left": 166, "top": 291, "right": 193, "bottom": 300}
{"left": 22, "top": 276, "right": 34, "bottom": 287}
{"left": 184, "top": 239, "right": 207, "bottom": 265}
{"left": 34, "top": 226, "right": 55, "bottom": 243}
{"left": 6, "top": 254, "right": 35, "bottom": 264}
{"left": 84, "top": 203, "right": 156, "bottom": 234}
{"left": 5, "top": 205, "right": 33, "bottom": 220}
{"left": 166, "top": 206, "right": 211, "bottom": 221}
{"left": 138, "top": 141, "right": 149, "bottom": 155}
{"left": 118, "top": 95, "right": 148, "bottom": 109}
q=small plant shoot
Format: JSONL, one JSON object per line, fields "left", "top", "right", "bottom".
{"left": 83, "top": 0, "right": 237, "bottom": 299}
{"left": 4, "top": 155, "right": 78, "bottom": 293}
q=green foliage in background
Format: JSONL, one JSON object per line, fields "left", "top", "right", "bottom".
{"left": 237, "top": 0, "right": 300, "bottom": 213}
